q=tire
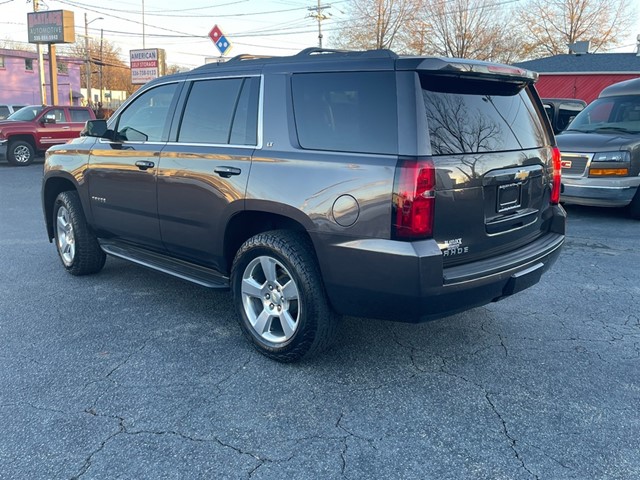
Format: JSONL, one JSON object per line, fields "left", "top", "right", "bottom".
{"left": 7, "top": 140, "right": 35, "bottom": 166}
{"left": 231, "top": 230, "right": 340, "bottom": 362}
{"left": 629, "top": 188, "right": 640, "bottom": 220}
{"left": 53, "top": 191, "right": 106, "bottom": 275}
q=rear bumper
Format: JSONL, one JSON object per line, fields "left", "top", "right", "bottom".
{"left": 315, "top": 206, "right": 566, "bottom": 322}
{"left": 561, "top": 176, "right": 640, "bottom": 207}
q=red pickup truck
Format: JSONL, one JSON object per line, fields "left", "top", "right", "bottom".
{"left": 0, "top": 105, "right": 96, "bottom": 166}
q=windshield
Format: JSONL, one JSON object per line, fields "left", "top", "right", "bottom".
{"left": 7, "top": 105, "right": 45, "bottom": 121}
{"left": 565, "top": 95, "right": 640, "bottom": 134}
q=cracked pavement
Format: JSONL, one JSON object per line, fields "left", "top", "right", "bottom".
{"left": 1, "top": 164, "right": 639, "bottom": 479}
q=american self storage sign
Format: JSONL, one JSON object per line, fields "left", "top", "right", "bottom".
{"left": 130, "top": 48, "right": 165, "bottom": 85}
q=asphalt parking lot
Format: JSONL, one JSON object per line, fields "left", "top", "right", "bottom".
{"left": 1, "top": 161, "right": 638, "bottom": 479}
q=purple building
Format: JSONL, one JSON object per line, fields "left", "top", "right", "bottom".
{"left": 0, "top": 48, "right": 83, "bottom": 106}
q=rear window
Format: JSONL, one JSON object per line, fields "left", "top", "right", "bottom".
{"left": 69, "top": 109, "right": 91, "bottom": 123}
{"left": 291, "top": 72, "right": 398, "bottom": 154}
{"left": 421, "top": 75, "right": 547, "bottom": 155}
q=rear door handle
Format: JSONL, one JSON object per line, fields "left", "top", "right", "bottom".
{"left": 135, "top": 160, "right": 155, "bottom": 170}
{"left": 214, "top": 166, "right": 241, "bottom": 178}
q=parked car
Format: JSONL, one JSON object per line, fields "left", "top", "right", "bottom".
{"left": 542, "top": 98, "right": 586, "bottom": 134}
{"left": 0, "top": 105, "right": 96, "bottom": 166}
{"left": 42, "top": 48, "right": 565, "bottom": 361}
{"left": 557, "top": 78, "right": 640, "bottom": 218}
{"left": 0, "top": 104, "right": 26, "bottom": 120}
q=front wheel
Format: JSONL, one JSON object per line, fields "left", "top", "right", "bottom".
{"left": 7, "top": 140, "right": 35, "bottom": 166}
{"left": 231, "top": 230, "right": 340, "bottom": 362}
{"left": 53, "top": 191, "right": 106, "bottom": 275}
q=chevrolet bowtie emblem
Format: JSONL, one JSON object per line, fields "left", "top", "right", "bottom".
{"left": 514, "top": 170, "right": 529, "bottom": 181}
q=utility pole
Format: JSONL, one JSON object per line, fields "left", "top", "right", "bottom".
{"left": 308, "top": 1, "right": 331, "bottom": 48}
{"left": 33, "top": 0, "right": 47, "bottom": 104}
{"left": 84, "top": 13, "right": 92, "bottom": 106}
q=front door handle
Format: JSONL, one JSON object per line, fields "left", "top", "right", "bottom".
{"left": 214, "top": 166, "right": 241, "bottom": 178}
{"left": 135, "top": 160, "right": 155, "bottom": 170}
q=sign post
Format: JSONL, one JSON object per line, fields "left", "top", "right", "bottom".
{"left": 209, "top": 25, "right": 232, "bottom": 57}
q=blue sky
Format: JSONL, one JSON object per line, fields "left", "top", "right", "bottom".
{"left": 0, "top": 0, "right": 348, "bottom": 68}
{"left": 1, "top": 0, "right": 639, "bottom": 69}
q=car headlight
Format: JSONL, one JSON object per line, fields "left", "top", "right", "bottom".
{"left": 592, "top": 151, "right": 630, "bottom": 162}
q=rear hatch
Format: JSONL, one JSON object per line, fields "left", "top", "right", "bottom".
{"left": 412, "top": 59, "right": 556, "bottom": 266}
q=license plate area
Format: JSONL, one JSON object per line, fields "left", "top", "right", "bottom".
{"left": 497, "top": 182, "right": 522, "bottom": 212}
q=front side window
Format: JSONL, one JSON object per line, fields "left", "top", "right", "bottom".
{"left": 421, "top": 75, "right": 547, "bottom": 155}
{"left": 177, "top": 77, "right": 259, "bottom": 145}
{"left": 116, "top": 83, "right": 178, "bottom": 142}
{"left": 291, "top": 72, "right": 398, "bottom": 154}
{"left": 46, "top": 108, "right": 66, "bottom": 123}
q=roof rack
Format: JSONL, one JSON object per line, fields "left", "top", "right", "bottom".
{"left": 192, "top": 47, "right": 398, "bottom": 72}
{"left": 225, "top": 53, "right": 275, "bottom": 63}
{"left": 296, "top": 47, "right": 398, "bottom": 59}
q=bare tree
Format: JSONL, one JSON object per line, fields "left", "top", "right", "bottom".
{"left": 333, "top": 0, "right": 417, "bottom": 51}
{"left": 65, "top": 38, "right": 133, "bottom": 94}
{"left": 405, "top": 0, "right": 525, "bottom": 62}
{"left": 517, "top": 0, "right": 636, "bottom": 56}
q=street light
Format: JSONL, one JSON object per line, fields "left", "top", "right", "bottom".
{"left": 84, "top": 14, "right": 103, "bottom": 107}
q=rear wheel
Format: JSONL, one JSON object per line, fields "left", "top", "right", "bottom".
{"left": 53, "top": 191, "right": 106, "bottom": 275}
{"left": 231, "top": 230, "right": 340, "bottom": 362}
{"left": 7, "top": 140, "right": 35, "bottom": 166}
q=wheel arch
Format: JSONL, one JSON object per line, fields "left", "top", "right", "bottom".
{"left": 43, "top": 176, "right": 77, "bottom": 241}
{"left": 223, "top": 210, "right": 313, "bottom": 274}
{"left": 7, "top": 134, "right": 37, "bottom": 151}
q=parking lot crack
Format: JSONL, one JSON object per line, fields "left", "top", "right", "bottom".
{"left": 485, "top": 393, "right": 538, "bottom": 480}
{"left": 72, "top": 411, "right": 125, "bottom": 480}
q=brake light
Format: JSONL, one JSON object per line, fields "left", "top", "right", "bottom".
{"left": 392, "top": 157, "right": 435, "bottom": 239}
{"left": 551, "top": 147, "right": 561, "bottom": 205}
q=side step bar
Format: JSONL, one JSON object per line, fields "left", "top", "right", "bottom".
{"left": 99, "top": 239, "right": 229, "bottom": 289}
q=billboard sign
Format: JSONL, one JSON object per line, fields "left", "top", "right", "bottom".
{"left": 130, "top": 48, "right": 165, "bottom": 85}
{"left": 27, "top": 10, "right": 75, "bottom": 44}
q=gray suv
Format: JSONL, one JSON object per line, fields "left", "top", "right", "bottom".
{"left": 42, "top": 48, "right": 566, "bottom": 361}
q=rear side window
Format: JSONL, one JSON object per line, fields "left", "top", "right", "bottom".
{"left": 421, "top": 75, "right": 547, "bottom": 155}
{"left": 291, "top": 72, "right": 398, "bottom": 154}
{"left": 69, "top": 109, "right": 91, "bottom": 123}
{"left": 0, "top": 106, "right": 9, "bottom": 119}
{"left": 178, "top": 77, "right": 259, "bottom": 146}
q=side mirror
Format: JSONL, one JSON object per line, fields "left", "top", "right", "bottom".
{"left": 81, "top": 119, "right": 109, "bottom": 138}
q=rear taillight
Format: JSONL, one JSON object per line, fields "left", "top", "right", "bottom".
{"left": 551, "top": 146, "right": 561, "bottom": 205}
{"left": 392, "top": 157, "right": 436, "bottom": 240}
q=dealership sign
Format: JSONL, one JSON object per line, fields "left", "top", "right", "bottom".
{"left": 130, "top": 48, "right": 166, "bottom": 85}
{"left": 27, "top": 10, "right": 75, "bottom": 44}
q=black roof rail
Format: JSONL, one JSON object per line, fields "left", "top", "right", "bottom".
{"left": 225, "top": 53, "right": 275, "bottom": 63}
{"left": 296, "top": 47, "right": 398, "bottom": 59}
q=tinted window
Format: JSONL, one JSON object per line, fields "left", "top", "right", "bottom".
{"left": 421, "top": 75, "right": 547, "bottom": 155}
{"left": 568, "top": 95, "right": 640, "bottom": 133}
{"left": 178, "top": 77, "right": 257, "bottom": 145}
{"left": 116, "top": 83, "right": 178, "bottom": 142}
{"left": 291, "top": 72, "right": 398, "bottom": 154}
{"left": 0, "top": 106, "right": 9, "bottom": 119}
{"left": 69, "top": 109, "right": 91, "bottom": 123}
{"left": 47, "top": 108, "right": 66, "bottom": 123}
